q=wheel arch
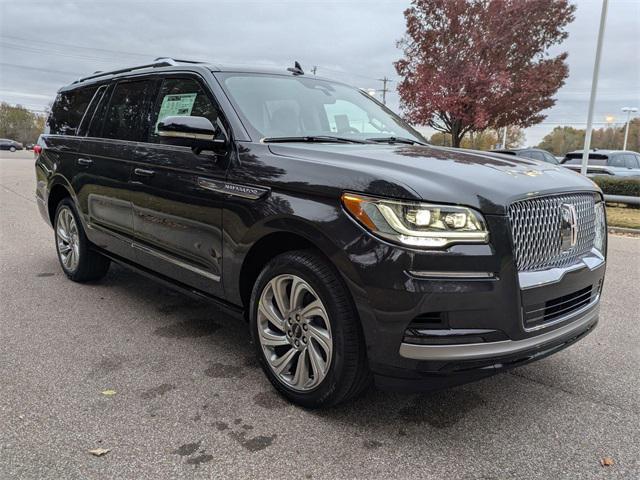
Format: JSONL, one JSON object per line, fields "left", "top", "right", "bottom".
{"left": 235, "top": 224, "right": 361, "bottom": 312}
{"left": 47, "top": 181, "right": 74, "bottom": 225}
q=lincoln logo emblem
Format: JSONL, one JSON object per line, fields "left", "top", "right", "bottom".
{"left": 560, "top": 203, "right": 578, "bottom": 252}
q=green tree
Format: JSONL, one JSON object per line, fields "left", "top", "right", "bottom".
{"left": 537, "top": 120, "right": 640, "bottom": 156}
{"left": 0, "top": 102, "right": 46, "bottom": 144}
{"left": 537, "top": 126, "right": 585, "bottom": 156}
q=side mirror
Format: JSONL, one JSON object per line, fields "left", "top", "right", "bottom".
{"left": 157, "top": 115, "right": 227, "bottom": 152}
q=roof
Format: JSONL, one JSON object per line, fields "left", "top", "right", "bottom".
{"left": 59, "top": 58, "right": 337, "bottom": 92}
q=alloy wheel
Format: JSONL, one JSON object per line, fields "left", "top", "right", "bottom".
{"left": 56, "top": 206, "right": 80, "bottom": 272}
{"left": 257, "top": 274, "right": 333, "bottom": 391}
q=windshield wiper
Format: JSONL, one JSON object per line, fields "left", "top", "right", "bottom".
{"left": 262, "top": 136, "right": 370, "bottom": 144}
{"left": 365, "top": 136, "right": 427, "bottom": 146}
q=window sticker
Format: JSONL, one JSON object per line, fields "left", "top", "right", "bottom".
{"left": 155, "top": 93, "right": 197, "bottom": 132}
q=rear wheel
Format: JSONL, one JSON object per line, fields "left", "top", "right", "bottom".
{"left": 250, "top": 250, "right": 370, "bottom": 408}
{"left": 54, "top": 199, "right": 110, "bottom": 282}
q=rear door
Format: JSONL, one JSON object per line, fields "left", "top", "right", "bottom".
{"left": 41, "top": 86, "right": 97, "bottom": 221}
{"left": 77, "top": 78, "right": 158, "bottom": 260}
{"left": 131, "top": 75, "right": 230, "bottom": 297}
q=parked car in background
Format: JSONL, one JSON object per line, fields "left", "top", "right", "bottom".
{"left": 561, "top": 150, "right": 640, "bottom": 177}
{"left": 491, "top": 147, "right": 559, "bottom": 164}
{"left": 0, "top": 139, "right": 24, "bottom": 152}
{"left": 35, "top": 58, "right": 607, "bottom": 407}
{"left": 25, "top": 144, "right": 35, "bottom": 150}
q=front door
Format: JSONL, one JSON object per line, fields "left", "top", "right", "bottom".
{"left": 131, "top": 76, "right": 229, "bottom": 297}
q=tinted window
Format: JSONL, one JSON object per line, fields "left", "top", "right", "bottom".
{"left": 149, "top": 77, "right": 219, "bottom": 141}
{"left": 102, "top": 80, "right": 155, "bottom": 141}
{"left": 47, "top": 87, "right": 97, "bottom": 135}
{"left": 76, "top": 86, "right": 107, "bottom": 137}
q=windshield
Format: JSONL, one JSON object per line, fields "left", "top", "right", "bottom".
{"left": 218, "top": 73, "right": 425, "bottom": 143}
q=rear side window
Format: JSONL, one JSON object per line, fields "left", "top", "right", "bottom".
{"left": 149, "top": 77, "right": 220, "bottom": 141}
{"left": 47, "top": 87, "right": 97, "bottom": 135}
{"left": 608, "top": 155, "right": 625, "bottom": 167}
{"left": 564, "top": 154, "right": 608, "bottom": 166}
{"left": 102, "top": 80, "right": 156, "bottom": 142}
{"left": 77, "top": 86, "right": 108, "bottom": 137}
{"left": 622, "top": 154, "right": 639, "bottom": 168}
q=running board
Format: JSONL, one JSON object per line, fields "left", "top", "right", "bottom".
{"left": 94, "top": 247, "right": 245, "bottom": 321}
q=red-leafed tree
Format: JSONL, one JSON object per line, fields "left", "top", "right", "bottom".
{"left": 395, "top": 0, "right": 575, "bottom": 147}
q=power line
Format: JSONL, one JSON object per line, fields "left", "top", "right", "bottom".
{"left": 377, "top": 77, "right": 391, "bottom": 105}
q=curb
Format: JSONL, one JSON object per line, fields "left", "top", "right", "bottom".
{"left": 608, "top": 226, "right": 640, "bottom": 236}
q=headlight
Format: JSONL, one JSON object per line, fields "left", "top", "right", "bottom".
{"left": 341, "top": 193, "right": 489, "bottom": 248}
{"left": 593, "top": 201, "right": 607, "bottom": 254}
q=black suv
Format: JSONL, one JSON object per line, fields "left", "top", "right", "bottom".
{"left": 35, "top": 59, "right": 607, "bottom": 407}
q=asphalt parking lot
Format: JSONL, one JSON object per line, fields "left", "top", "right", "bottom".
{"left": 1, "top": 150, "right": 639, "bottom": 479}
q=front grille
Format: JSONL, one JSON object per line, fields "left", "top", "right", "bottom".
{"left": 507, "top": 193, "right": 596, "bottom": 271}
{"left": 523, "top": 285, "right": 595, "bottom": 328}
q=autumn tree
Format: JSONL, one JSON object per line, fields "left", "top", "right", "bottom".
{"left": 0, "top": 103, "right": 46, "bottom": 144}
{"left": 395, "top": 0, "right": 575, "bottom": 147}
{"left": 430, "top": 127, "right": 524, "bottom": 150}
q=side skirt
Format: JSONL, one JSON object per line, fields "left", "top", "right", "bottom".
{"left": 95, "top": 247, "right": 245, "bottom": 321}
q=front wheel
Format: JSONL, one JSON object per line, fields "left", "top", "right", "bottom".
{"left": 250, "top": 250, "right": 370, "bottom": 408}
{"left": 9, "top": 146, "right": 16, "bottom": 152}
{"left": 54, "top": 199, "right": 110, "bottom": 282}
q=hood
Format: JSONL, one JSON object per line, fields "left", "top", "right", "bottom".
{"left": 267, "top": 143, "right": 599, "bottom": 215}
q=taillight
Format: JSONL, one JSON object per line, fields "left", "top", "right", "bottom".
{"left": 33, "top": 145, "right": 42, "bottom": 156}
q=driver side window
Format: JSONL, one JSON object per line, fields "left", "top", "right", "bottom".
{"left": 148, "top": 78, "right": 220, "bottom": 143}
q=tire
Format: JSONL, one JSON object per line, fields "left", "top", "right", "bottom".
{"left": 9, "top": 146, "right": 16, "bottom": 152}
{"left": 250, "top": 249, "right": 370, "bottom": 408}
{"left": 54, "top": 198, "right": 110, "bottom": 282}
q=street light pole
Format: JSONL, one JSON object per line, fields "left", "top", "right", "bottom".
{"left": 580, "top": 0, "right": 609, "bottom": 176}
{"left": 622, "top": 107, "right": 638, "bottom": 150}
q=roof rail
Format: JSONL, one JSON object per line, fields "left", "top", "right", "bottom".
{"left": 72, "top": 57, "right": 204, "bottom": 85}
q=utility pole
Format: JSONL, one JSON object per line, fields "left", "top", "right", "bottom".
{"left": 580, "top": 0, "right": 609, "bottom": 176}
{"left": 311, "top": 66, "right": 317, "bottom": 75}
{"left": 622, "top": 107, "right": 638, "bottom": 150}
{"left": 377, "top": 77, "right": 391, "bottom": 105}
{"left": 502, "top": 126, "right": 508, "bottom": 149}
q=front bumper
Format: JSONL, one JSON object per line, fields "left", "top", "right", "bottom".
{"left": 399, "top": 299, "right": 599, "bottom": 362}
{"left": 338, "top": 213, "right": 606, "bottom": 391}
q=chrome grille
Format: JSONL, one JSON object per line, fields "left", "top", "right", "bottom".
{"left": 507, "top": 193, "right": 596, "bottom": 271}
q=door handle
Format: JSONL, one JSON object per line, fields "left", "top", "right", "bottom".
{"left": 77, "top": 158, "right": 93, "bottom": 166}
{"left": 134, "top": 168, "right": 155, "bottom": 177}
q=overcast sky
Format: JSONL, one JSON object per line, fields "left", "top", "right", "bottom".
{"left": 1, "top": 0, "right": 638, "bottom": 146}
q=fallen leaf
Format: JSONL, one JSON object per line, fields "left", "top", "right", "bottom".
{"left": 101, "top": 389, "right": 117, "bottom": 396}
{"left": 600, "top": 457, "right": 614, "bottom": 467}
{"left": 88, "top": 448, "right": 110, "bottom": 457}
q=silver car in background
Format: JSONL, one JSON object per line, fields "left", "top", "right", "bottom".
{"left": 562, "top": 150, "right": 640, "bottom": 177}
